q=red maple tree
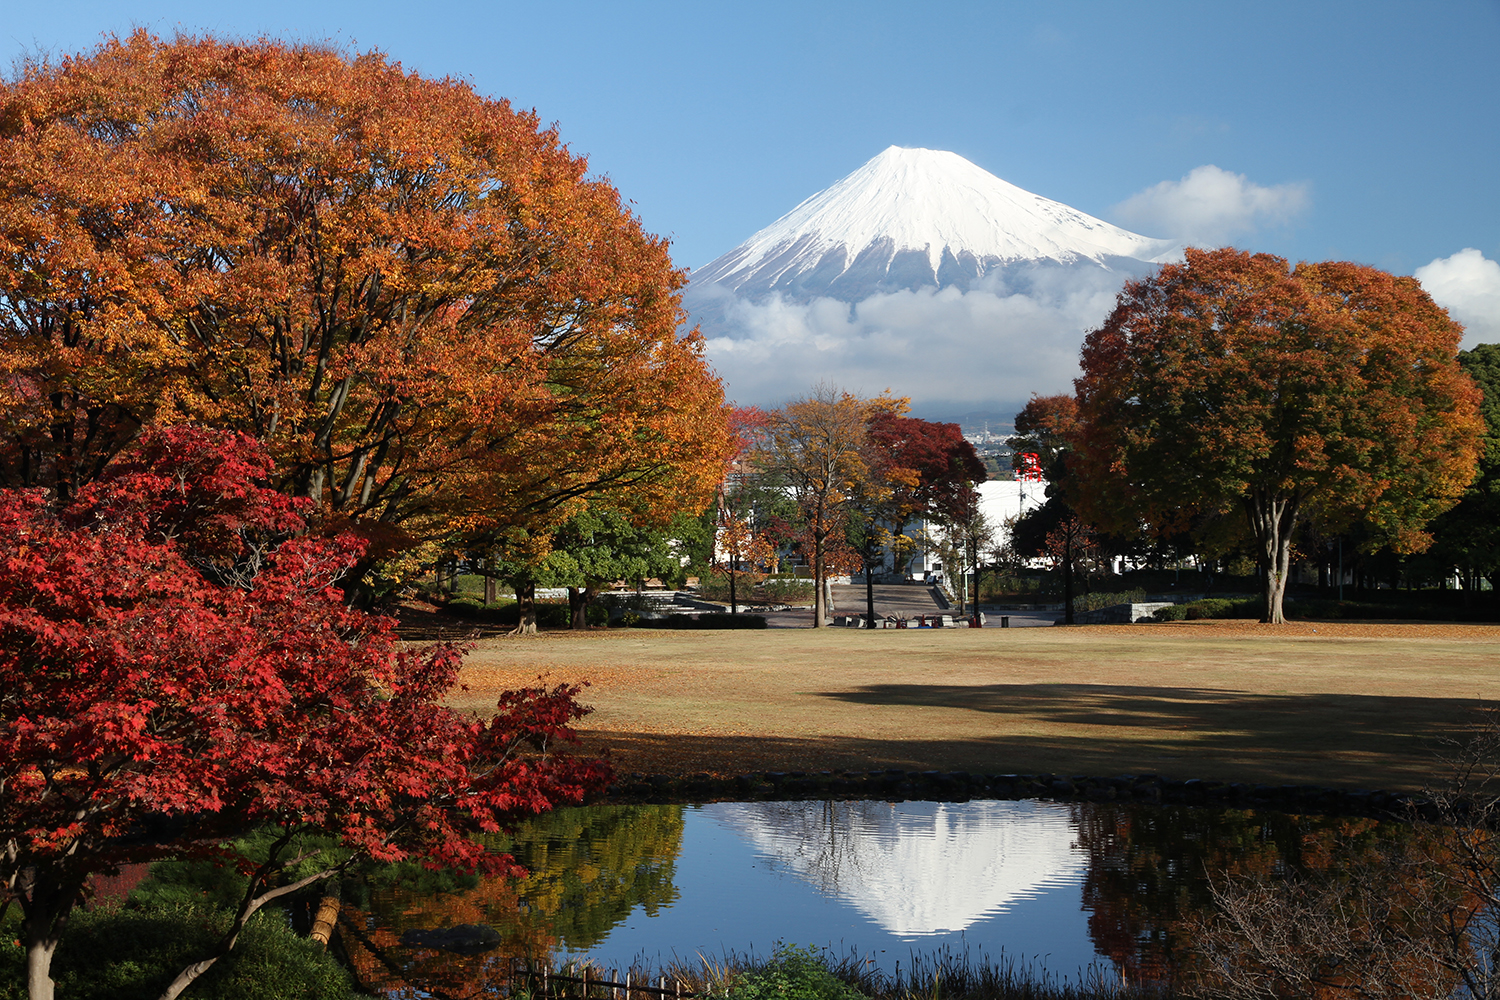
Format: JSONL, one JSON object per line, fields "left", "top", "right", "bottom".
{"left": 0, "top": 427, "right": 608, "bottom": 1000}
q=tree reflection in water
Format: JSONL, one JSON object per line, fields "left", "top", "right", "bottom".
{"left": 728, "top": 800, "right": 893, "bottom": 897}
{"left": 1071, "top": 803, "right": 1405, "bottom": 988}
{"left": 341, "top": 804, "right": 684, "bottom": 996}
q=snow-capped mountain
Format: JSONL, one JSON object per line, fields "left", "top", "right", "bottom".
{"left": 687, "top": 146, "right": 1180, "bottom": 304}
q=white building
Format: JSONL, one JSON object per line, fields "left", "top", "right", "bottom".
{"left": 889, "top": 478, "right": 1048, "bottom": 581}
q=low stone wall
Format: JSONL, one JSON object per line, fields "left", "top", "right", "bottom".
{"left": 603, "top": 768, "right": 1430, "bottom": 821}
{"left": 1073, "top": 602, "right": 1176, "bottom": 624}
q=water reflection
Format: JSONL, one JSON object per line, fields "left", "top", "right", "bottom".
{"left": 1071, "top": 804, "right": 1399, "bottom": 984}
{"left": 341, "top": 799, "right": 1419, "bottom": 997}
{"left": 509, "top": 803, "right": 685, "bottom": 949}
{"left": 341, "top": 804, "right": 684, "bottom": 994}
{"left": 714, "top": 800, "right": 1086, "bottom": 937}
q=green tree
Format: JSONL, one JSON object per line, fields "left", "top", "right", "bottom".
{"left": 1074, "top": 248, "right": 1483, "bottom": 624}
{"left": 1428, "top": 343, "right": 1500, "bottom": 601}
{"left": 505, "top": 805, "right": 684, "bottom": 948}
{"left": 541, "top": 508, "right": 681, "bottom": 628}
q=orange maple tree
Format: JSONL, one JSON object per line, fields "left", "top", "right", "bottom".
{"left": 1073, "top": 248, "right": 1482, "bottom": 624}
{"left": 0, "top": 32, "right": 730, "bottom": 564}
{"left": 758, "top": 387, "right": 904, "bottom": 626}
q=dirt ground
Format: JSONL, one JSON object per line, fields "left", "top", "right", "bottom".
{"left": 436, "top": 619, "right": 1500, "bottom": 792}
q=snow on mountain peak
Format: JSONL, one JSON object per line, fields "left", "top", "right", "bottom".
{"left": 689, "top": 146, "right": 1180, "bottom": 302}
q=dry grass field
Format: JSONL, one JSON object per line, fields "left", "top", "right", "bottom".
{"left": 440, "top": 620, "right": 1500, "bottom": 792}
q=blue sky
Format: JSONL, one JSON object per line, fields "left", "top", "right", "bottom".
{"left": 8, "top": 1, "right": 1496, "bottom": 272}
{"left": 6, "top": 1, "right": 1499, "bottom": 408}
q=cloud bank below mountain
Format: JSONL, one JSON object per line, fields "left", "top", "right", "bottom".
{"left": 698, "top": 265, "right": 1128, "bottom": 412}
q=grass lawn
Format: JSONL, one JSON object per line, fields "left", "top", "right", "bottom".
{"left": 445, "top": 621, "right": 1500, "bottom": 792}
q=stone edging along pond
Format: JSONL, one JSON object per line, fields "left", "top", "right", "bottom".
{"left": 602, "top": 769, "right": 1441, "bottom": 821}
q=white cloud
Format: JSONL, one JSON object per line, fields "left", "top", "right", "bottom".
{"left": 1414, "top": 248, "right": 1500, "bottom": 348}
{"left": 698, "top": 267, "right": 1129, "bottom": 412}
{"left": 1112, "top": 165, "right": 1309, "bottom": 246}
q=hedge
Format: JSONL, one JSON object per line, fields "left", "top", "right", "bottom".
{"left": 632, "top": 613, "right": 768, "bottom": 630}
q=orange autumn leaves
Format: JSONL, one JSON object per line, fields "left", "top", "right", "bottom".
{"left": 1075, "top": 249, "right": 1481, "bottom": 549}
{"left": 0, "top": 32, "right": 730, "bottom": 550}
{"left": 1073, "top": 247, "right": 1482, "bottom": 623}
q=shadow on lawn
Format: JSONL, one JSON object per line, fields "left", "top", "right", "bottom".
{"left": 584, "top": 684, "right": 1490, "bottom": 793}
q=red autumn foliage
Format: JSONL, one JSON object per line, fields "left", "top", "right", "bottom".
{"left": 0, "top": 426, "right": 608, "bottom": 998}
{"left": 865, "top": 413, "right": 987, "bottom": 524}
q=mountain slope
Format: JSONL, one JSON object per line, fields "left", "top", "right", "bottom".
{"left": 687, "top": 146, "right": 1179, "bottom": 304}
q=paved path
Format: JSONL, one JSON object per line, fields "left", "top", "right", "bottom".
{"left": 756, "top": 581, "right": 949, "bottom": 628}
{"left": 829, "top": 583, "right": 1063, "bottom": 628}
{"left": 974, "top": 606, "right": 1063, "bottom": 628}
{"left": 831, "top": 582, "right": 946, "bottom": 621}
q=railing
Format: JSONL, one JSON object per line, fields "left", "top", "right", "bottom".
{"left": 510, "top": 962, "right": 703, "bottom": 1000}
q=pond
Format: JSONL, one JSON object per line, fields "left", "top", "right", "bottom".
{"left": 339, "top": 798, "right": 1406, "bottom": 996}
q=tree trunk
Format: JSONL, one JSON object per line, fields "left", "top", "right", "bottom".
{"left": 729, "top": 557, "right": 738, "bottom": 615}
{"left": 971, "top": 545, "right": 983, "bottom": 628}
{"left": 21, "top": 873, "right": 81, "bottom": 1000}
{"left": 1062, "top": 529, "right": 1075, "bottom": 625}
{"left": 27, "top": 938, "right": 58, "bottom": 1000}
{"left": 1247, "top": 492, "right": 1299, "bottom": 625}
{"left": 812, "top": 544, "right": 827, "bottom": 627}
{"left": 568, "top": 586, "right": 589, "bottom": 630}
{"left": 511, "top": 580, "right": 537, "bottom": 635}
{"left": 484, "top": 554, "right": 497, "bottom": 606}
{"left": 865, "top": 554, "right": 877, "bottom": 628}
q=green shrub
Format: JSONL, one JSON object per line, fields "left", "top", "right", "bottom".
{"left": 1185, "top": 597, "right": 1261, "bottom": 620}
{"left": 1282, "top": 598, "right": 1500, "bottom": 623}
{"left": 694, "top": 570, "right": 763, "bottom": 602}
{"left": 731, "top": 945, "right": 864, "bottom": 1000}
{"left": 450, "top": 573, "right": 489, "bottom": 598}
{"left": 633, "top": 613, "right": 767, "bottom": 630}
{"left": 442, "top": 596, "right": 516, "bottom": 622}
{"left": 618, "top": 610, "right": 643, "bottom": 627}
{"left": 586, "top": 603, "right": 610, "bottom": 626}
{"left": 0, "top": 900, "right": 362, "bottom": 1000}
{"left": 441, "top": 598, "right": 575, "bottom": 627}
{"left": 1151, "top": 604, "right": 1188, "bottom": 622}
{"left": 1076, "top": 589, "right": 1147, "bottom": 612}
{"left": 695, "top": 573, "right": 813, "bottom": 604}
{"left": 526, "top": 603, "right": 559, "bottom": 627}
{"left": 759, "top": 577, "right": 814, "bottom": 603}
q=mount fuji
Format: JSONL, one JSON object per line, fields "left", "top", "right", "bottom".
{"left": 685, "top": 147, "right": 1182, "bottom": 416}
{"left": 688, "top": 146, "right": 1180, "bottom": 305}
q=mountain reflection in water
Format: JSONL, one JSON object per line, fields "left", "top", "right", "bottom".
{"left": 341, "top": 800, "right": 1412, "bottom": 997}
{"left": 713, "top": 800, "right": 1086, "bottom": 937}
